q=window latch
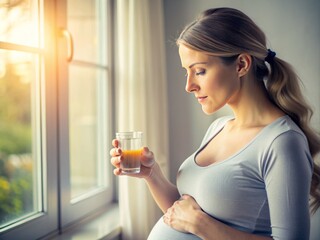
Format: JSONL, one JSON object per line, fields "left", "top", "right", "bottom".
{"left": 60, "top": 28, "right": 74, "bottom": 62}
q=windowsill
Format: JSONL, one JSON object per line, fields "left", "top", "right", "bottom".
{"left": 49, "top": 203, "right": 121, "bottom": 240}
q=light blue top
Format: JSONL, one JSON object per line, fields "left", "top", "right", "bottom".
{"left": 148, "top": 116, "right": 313, "bottom": 240}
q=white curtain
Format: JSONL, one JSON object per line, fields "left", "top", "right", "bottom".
{"left": 115, "top": 0, "right": 169, "bottom": 239}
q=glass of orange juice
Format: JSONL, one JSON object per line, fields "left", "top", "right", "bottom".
{"left": 116, "top": 131, "right": 143, "bottom": 173}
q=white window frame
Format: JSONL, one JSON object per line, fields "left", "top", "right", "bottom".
{"left": 56, "top": 0, "right": 114, "bottom": 227}
{"left": 0, "top": 0, "right": 58, "bottom": 238}
{"left": 0, "top": 0, "right": 115, "bottom": 239}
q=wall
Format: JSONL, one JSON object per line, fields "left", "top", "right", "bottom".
{"left": 163, "top": 0, "right": 320, "bottom": 238}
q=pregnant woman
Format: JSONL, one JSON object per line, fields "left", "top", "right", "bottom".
{"left": 110, "top": 7, "right": 320, "bottom": 240}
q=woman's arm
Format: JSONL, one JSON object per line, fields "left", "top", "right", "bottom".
{"left": 164, "top": 195, "right": 272, "bottom": 240}
{"left": 262, "top": 132, "right": 312, "bottom": 239}
{"left": 144, "top": 162, "right": 180, "bottom": 212}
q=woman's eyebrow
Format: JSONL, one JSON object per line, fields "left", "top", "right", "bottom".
{"left": 188, "top": 62, "right": 208, "bottom": 69}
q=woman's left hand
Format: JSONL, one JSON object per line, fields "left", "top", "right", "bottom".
{"left": 163, "top": 195, "right": 273, "bottom": 240}
{"left": 163, "top": 194, "right": 202, "bottom": 234}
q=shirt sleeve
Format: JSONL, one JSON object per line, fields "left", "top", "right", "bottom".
{"left": 262, "top": 130, "right": 313, "bottom": 240}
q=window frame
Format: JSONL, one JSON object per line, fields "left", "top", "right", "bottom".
{"left": 0, "top": 0, "right": 58, "bottom": 238}
{"left": 0, "top": 0, "right": 115, "bottom": 238}
{"left": 56, "top": 0, "right": 114, "bottom": 228}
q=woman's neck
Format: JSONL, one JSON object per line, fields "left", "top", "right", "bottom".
{"left": 227, "top": 77, "right": 284, "bottom": 129}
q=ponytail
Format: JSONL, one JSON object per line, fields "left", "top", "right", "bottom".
{"left": 267, "top": 57, "right": 320, "bottom": 213}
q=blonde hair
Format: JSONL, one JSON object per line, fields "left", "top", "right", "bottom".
{"left": 177, "top": 7, "right": 320, "bottom": 213}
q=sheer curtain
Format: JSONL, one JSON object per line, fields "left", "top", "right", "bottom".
{"left": 114, "top": 0, "right": 169, "bottom": 239}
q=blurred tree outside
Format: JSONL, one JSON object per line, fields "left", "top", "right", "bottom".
{"left": 0, "top": 0, "right": 37, "bottom": 227}
{"left": 0, "top": 61, "right": 34, "bottom": 226}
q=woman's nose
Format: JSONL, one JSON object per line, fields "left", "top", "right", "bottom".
{"left": 185, "top": 75, "right": 199, "bottom": 93}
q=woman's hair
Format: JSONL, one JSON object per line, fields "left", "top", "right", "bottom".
{"left": 177, "top": 7, "right": 320, "bottom": 213}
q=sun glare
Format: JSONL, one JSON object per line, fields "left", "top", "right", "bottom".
{"left": 0, "top": 0, "right": 40, "bottom": 83}
{"left": 0, "top": 0, "right": 40, "bottom": 50}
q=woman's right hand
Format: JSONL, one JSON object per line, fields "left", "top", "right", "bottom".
{"left": 109, "top": 139, "right": 156, "bottom": 179}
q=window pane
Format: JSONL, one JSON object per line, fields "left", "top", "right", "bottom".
{"left": 0, "top": 0, "right": 40, "bottom": 47}
{"left": 69, "top": 64, "right": 108, "bottom": 199}
{"left": 0, "top": 49, "right": 42, "bottom": 228}
{"left": 67, "top": 0, "right": 107, "bottom": 64}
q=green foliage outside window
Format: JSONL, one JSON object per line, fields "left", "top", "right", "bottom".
{"left": 0, "top": 62, "right": 34, "bottom": 226}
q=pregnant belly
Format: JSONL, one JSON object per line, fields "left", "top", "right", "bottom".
{"left": 147, "top": 217, "right": 201, "bottom": 240}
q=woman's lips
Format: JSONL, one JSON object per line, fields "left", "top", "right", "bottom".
{"left": 197, "top": 96, "right": 207, "bottom": 103}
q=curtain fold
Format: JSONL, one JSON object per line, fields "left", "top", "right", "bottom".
{"left": 115, "top": 0, "right": 169, "bottom": 239}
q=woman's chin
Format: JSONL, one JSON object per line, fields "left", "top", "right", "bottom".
{"left": 202, "top": 108, "right": 215, "bottom": 115}
{"left": 201, "top": 106, "right": 219, "bottom": 115}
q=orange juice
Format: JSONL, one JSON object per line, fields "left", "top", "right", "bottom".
{"left": 116, "top": 131, "right": 143, "bottom": 174}
{"left": 121, "top": 149, "right": 142, "bottom": 173}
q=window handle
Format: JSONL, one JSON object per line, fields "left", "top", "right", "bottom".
{"left": 60, "top": 28, "right": 74, "bottom": 62}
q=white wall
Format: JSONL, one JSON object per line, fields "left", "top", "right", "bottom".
{"left": 163, "top": 0, "right": 320, "bottom": 238}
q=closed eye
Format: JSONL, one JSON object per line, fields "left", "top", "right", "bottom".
{"left": 195, "top": 70, "right": 206, "bottom": 76}
{"left": 184, "top": 70, "right": 205, "bottom": 78}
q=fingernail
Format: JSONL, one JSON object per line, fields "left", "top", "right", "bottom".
{"left": 142, "top": 147, "right": 149, "bottom": 154}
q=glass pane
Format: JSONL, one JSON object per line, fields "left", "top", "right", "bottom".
{"left": 0, "top": 49, "right": 41, "bottom": 228}
{"left": 67, "top": 0, "right": 107, "bottom": 64}
{"left": 69, "top": 64, "right": 107, "bottom": 199}
{"left": 0, "top": 0, "right": 40, "bottom": 47}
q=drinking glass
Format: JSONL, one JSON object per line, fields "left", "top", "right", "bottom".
{"left": 116, "top": 131, "right": 143, "bottom": 173}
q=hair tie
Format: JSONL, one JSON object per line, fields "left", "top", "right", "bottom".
{"left": 265, "top": 49, "right": 276, "bottom": 63}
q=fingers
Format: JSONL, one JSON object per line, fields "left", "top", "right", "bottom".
{"left": 110, "top": 155, "right": 121, "bottom": 166}
{"left": 109, "top": 145, "right": 121, "bottom": 157}
{"left": 110, "top": 139, "right": 122, "bottom": 162}
{"left": 110, "top": 143, "right": 155, "bottom": 178}
{"left": 112, "top": 139, "right": 119, "bottom": 148}
{"left": 113, "top": 168, "right": 122, "bottom": 176}
{"left": 181, "top": 194, "right": 191, "bottom": 200}
{"left": 141, "top": 147, "right": 155, "bottom": 167}
{"left": 110, "top": 139, "right": 122, "bottom": 175}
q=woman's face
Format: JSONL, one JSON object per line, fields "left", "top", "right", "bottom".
{"left": 178, "top": 44, "right": 241, "bottom": 115}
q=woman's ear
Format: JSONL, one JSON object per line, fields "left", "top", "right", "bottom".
{"left": 236, "top": 53, "right": 252, "bottom": 77}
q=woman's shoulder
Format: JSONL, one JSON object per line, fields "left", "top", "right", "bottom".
{"left": 259, "top": 115, "right": 312, "bottom": 164}
{"left": 263, "top": 115, "right": 307, "bottom": 142}
{"left": 259, "top": 116, "right": 313, "bottom": 179}
{"left": 250, "top": 115, "right": 309, "bottom": 155}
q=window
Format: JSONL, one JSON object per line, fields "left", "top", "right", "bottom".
{"left": 58, "top": 0, "right": 113, "bottom": 226}
{"left": 0, "top": 0, "right": 114, "bottom": 239}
